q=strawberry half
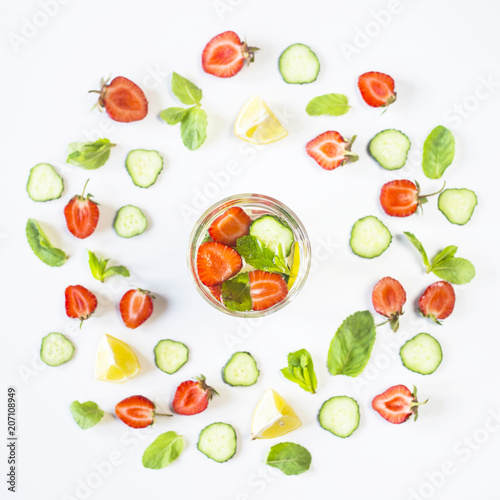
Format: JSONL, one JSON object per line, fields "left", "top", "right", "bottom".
{"left": 418, "top": 281, "right": 455, "bottom": 324}
{"left": 372, "top": 277, "right": 406, "bottom": 332}
{"left": 196, "top": 241, "right": 243, "bottom": 287}
{"left": 90, "top": 76, "right": 148, "bottom": 122}
{"left": 172, "top": 375, "right": 218, "bottom": 416}
{"left": 372, "top": 385, "right": 427, "bottom": 424}
{"left": 306, "top": 131, "right": 358, "bottom": 171}
{"left": 64, "top": 180, "right": 99, "bottom": 239}
{"left": 119, "top": 289, "right": 154, "bottom": 329}
{"left": 209, "top": 207, "right": 252, "bottom": 247}
{"left": 380, "top": 180, "right": 444, "bottom": 217}
{"left": 65, "top": 285, "right": 97, "bottom": 324}
{"left": 115, "top": 395, "right": 171, "bottom": 429}
{"left": 358, "top": 71, "right": 396, "bottom": 108}
{"left": 249, "top": 270, "right": 288, "bottom": 311}
{"left": 202, "top": 31, "right": 258, "bottom": 78}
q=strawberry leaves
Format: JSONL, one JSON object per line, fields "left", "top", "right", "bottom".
{"left": 88, "top": 250, "right": 130, "bottom": 282}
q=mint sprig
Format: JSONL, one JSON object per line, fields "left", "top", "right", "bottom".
{"left": 281, "top": 349, "right": 317, "bottom": 394}
{"left": 306, "top": 93, "right": 350, "bottom": 116}
{"left": 266, "top": 442, "right": 312, "bottom": 476}
{"left": 70, "top": 401, "right": 104, "bottom": 430}
{"left": 142, "top": 431, "right": 184, "bottom": 469}
{"left": 66, "top": 138, "right": 116, "bottom": 170}
{"left": 88, "top": 250, "right": 130, "bottom": 282}
{"left": 236, "top": 235, "right": 290, "bottom": 275}
{"left": 26, "top": 218, "right": 68, "bottom": 267}
{"left": 422, "top": 125, "right": 455, "bottom": 179}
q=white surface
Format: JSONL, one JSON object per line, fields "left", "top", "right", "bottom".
{"left": 2, "top": 0, "right": 500, "bottom": 499}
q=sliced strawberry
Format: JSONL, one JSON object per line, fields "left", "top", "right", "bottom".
{"left": 358, "top": 71, "right": 396, "bottom": 108}
{"left": 209, "top": 207, "right": 252, "bottom": 247}
{"left": 91, "top": 76, "right": 148, "bottom": 122}
{"left": 419, "top": 281, "right": 455, "bottom": 324}
{"left": 249, "top": 270, "right": 288, "bottom": 311}
{"left": 372, "top": 385, "right": 427, "bottom": 424}
{"left": 64, "top": 181, "right": 99, "bottom": 239}
{"left": 65, "top": 285, "right": 97, "bottom": 323}
{"left": 115, "top": 395, "right": 171, "bottom": 429}
{"left": 196, "top": 241, "right": 242, "bottom": 287}
{"left": 208, "top": 285, "right": 222, "bottom": 302}
{"left": 119, "top": 289, "right": 154, "bottom": 329}
{"left": 306, "top": 131, "right": 358, "bottom": 171}
{"left": 202, "top": 31, "right": 258, "bottom": 78}
{"left": 372, "top": 277, "right": 406, "bottom": 332}
{"left": 172, "top": 375, "right": 218, "bottom": 416}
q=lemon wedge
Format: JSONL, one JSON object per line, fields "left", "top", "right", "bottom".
{"left": 95, "top": 334, "right": 140, "bottom": 383}
{"left": 251, "top": 389, "right": 301, "bottom": 439}
{"left": 235, "top": 96, "right": 288, "bottom": 145}
{"left": 287, "top": 242, "right": 300, "bottom": 290}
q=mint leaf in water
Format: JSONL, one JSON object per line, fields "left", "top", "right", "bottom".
{"left": 281, "top": 349, "right": 317, "bottom": 394}
{"left": 171, "top": 72, "right": 202, "bottom": 105}
{"left": 26, "top": 219, "right": 67, "bottom": 267}
{"left": 88, "top": 250, "right": 130, "bottom": 282}
{"left": 66, "top": 139, "right": 116, "bottom": 170}
{"left": 266, "top": 442, "right": 311, "bottom": 476}
{"left": 70, "top": 401, "right": 104, "bottom": 430}
{"left": 236, "top": 235, "right": 289, "bottom": 275}
{"left": 180, "top": 107, "right": 207, "bottom": 151}
{"left": 422, "top": 125, "right": 455, "bottom": 179}
{"left": 327, "top": 311, "right": 376, "bottom": 377}
{"left": 142, "top": 431, "right": 184, "bottom": 469}
{"left": 221, "top": 273, "right": 252, "bottom": 312}
{"left": 306, "top": 93, "right": 350, "bottom": 116}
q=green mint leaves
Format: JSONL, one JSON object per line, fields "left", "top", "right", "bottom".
{"left": 142, "top": 431, "right": 184, "bottom": 470}
{"left": 306, "top": 93, "right": 350, "bottom": 116}
{"left": 26, "top": 218, "right": 68, "bottom": 267}
{"left": 70, "top": 401, "right": 104, "bottom": 430}
{"left": 236, "top": 235, "right": 290, "bottom": 275}
{"left": 404, "top": 232, "right": 475, "bottom": 284}
{"left": 160, "top": 73, "right": 207, "bottom": 151}
{"left": 88, "top": 250, "right": 130, "bottom": 282}
{"left": 327, "top": 311, "right": 376, "bottom": 377}
{"left": 266, "top": 442, "right": 312, "bottom": 476}
{"left": 281, "top": 349, "right": 317, "bottom": 394}
{"left": 422, "top": 125, "right": 455, "bottom": 179}
{"left": 221, "top": 273, "right": 252, "bottom": 312}
{"left": 66, "top": 138, "right": 116, "bottom": 170}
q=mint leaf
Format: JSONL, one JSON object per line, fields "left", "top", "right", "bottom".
{"left": 327, "top": 311, "right": 376, "bottom": 377}
{"left": 430, "top": 245, "right": 457, "bottom": 268}
{"left": 266, "top": 442, "right": 311, "bottom": 476}
{"left": 281, "top": 349, "right": 317, "bottom": 394}
{"left": 404, "top": 231, "right": 430, "bottom": 270}
{"left": 236, "top": 235, "right": 289, "bottom": 275}
{"left": 306, "top": 93, "right": 350, "bottom": 116}
{"left": 142, "top": 431, "right": 184, "bottom": 469}
{"left": 66, "top": 139, "right": 116, "bottom": 170}
{"left": 70, "top": 401, "right": 104, "bottom": 430}
{"left": 180, "top": 107, "right": 207, "bottom": 150}
{"left": 160, "top": 107, "right": 189, "bottom": 125}
{"left": 221, "top": 273, "right": 252, "bottom": 312}
{"left": 431, "top": 257, "right": 476, "bottom": 284}
{"left": 88, "top": 250, "right": 129, "bottom": 282}
{"left": 26, "top": 219, "right": 67, "bottom": 267}
{"left": 103, "top": 266, "right": 130, "bottom": 280}
{"left": 171, "top": 72, "right": 202, "bottom": 105}
{"left": 422, "top": 125, "right": 455, "bottom": 179}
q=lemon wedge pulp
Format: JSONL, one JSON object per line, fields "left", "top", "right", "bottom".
{"left": 95, "top": 334, "right": 140, "bottom": 383}
{"left": 287, "top": 242, "right": 300, "bottom": 290}
{"left": 251, "top": 389, "right": 301, "bottom": 439}
{"left": 235, "top": 96, "right": 288, "bottom": 145}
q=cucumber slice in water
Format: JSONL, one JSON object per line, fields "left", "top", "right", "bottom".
{"left": 197, "top": 422, "right": 237, "bottom": 463}
{"left": 114, "top": 205, "right": 148, "bottom": 238}
{"left": 400, "top": 333, "right": 443, "bottom": 375}
{"left": 249, "top": 215, "right": 294, "bottom": 256}
{"left": 438, "top": 188, "right": 478, "bottom": 225}
{"left": 154, "top": 339, "right": 189, "bottom": 374}
{"left": 27, "top": 163, "right": 64, "bottom": 202}
{"left": 278, "top": 43, "right": 320, "bottom": 84}
{"left": 125, "top": 149, "right": 163, "bottom": 188}
{"left": 222, "top": 352, "right": 259, "bottom": 387}
{"left": 350, "top": 216, "right": 392, "bottom": 258}
{"left": 318, "top": 396, "right": 360, "bottom": 438}
{"left": 369, "top": 129, "right": 411, "bottom": 170}
{"left": 40, "top": 332, "right": 75, "bottom": 366}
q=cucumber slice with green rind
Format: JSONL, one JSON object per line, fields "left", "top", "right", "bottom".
{"left": 197, "top": 422, "right": 237, "bottom": 463}
{"left": 154, "top": 339, "right": 189, "bottom": 374}
{"left": 438, "top": 188, "right": 478, "bottom": 225}
{"left": 350, "top": 216, "right": 392, "bottom": 258}
{"left": 369, "top": 129, "right": 411, "bottom": 170}
{"left": 400, "top": 333, "right": 443, "bottom": 375}
{"left": 278, "top": 43, "right": 320, "bottom": 84}
{"left": 27, "top": 163, "right": 64, "bottom": 202}
{"left": 114, "top": 205, "right": 148, "bottom": 238}
{"left": 318, "top": 396, "right": 360, "bottom": 438}
{"left": 249, "top": 215, "right": 294, "bottom": 256}
{"left": 222, "top": 352, "right": 259, "bottom": 386}
{"left": 40, "top": 332, "right": 75, "bottom": 366}
{"left": 125, "top": 149, "right": 164, "bottom": 188}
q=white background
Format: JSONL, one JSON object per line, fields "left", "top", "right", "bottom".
{"left": 2, "top": 0, "right": 500, "bottom": 499}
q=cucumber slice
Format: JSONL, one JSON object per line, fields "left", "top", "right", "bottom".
{"left": 278, "top": 43, "right": 320, "bottom": 84}
{"left": 400, "top": 333, "right": 443, "bottom": 375}
{"left": 125, "top": 149, "right": 163, "bottom": 188}
{"left": 318, "top": 396, "right": 360, "bottom": 438}
{"left": 350, "top": 216, "right": 392, "bottom": 258}
{"left": 369, "top": 129, "right": 411, "bottom": 170}
{"left": 249, "top": 215, "right": 294, "bottom": 256}
{"left": 40, "top": 332, "right": 74, "bottom": 366}
{"left": 197, "top": 422, "right": 237, "bottom": 463}
{"left": 154, "top": 339, "right": 189, "bottom": 374}
{"left": 222, "top": 352, "right": 259, "bottom": 387}
{"left": 114, "top": 205, "right": 148, "bottom": 238}
{"left": 438, "top": 188, "right": 478, "bottom": 225}
{"left": 27, "top": 163, "right": 64, "bottom": 202}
